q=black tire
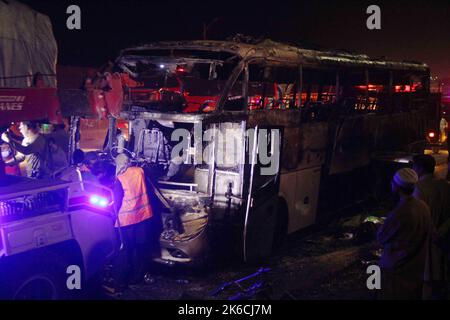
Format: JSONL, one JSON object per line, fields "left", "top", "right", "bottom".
{"left": 0, "top": 249, "right": 76, "bottom": 300}
{"left": 245, "top": 196, "right": 278, "bottom": 264}
{"left": 272, "top": 198, "right": 288, "bottom": 250}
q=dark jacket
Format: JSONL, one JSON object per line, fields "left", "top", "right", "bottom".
{"left": 377, "top": 196, "right": 431, "bottom": 299}
{"left": 12, "top": 135, "right": 51, "bottom": 178}
{"left": 414, "top": 175, "right": 450, "bottom": 282}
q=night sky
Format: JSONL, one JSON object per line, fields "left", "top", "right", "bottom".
{"left": 21, "top": 0, "right": 450, "bottom": 78}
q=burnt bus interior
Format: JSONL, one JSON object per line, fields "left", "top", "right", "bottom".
{"left": 115, "top": 110, "right": 278, "bottom": 263}
{"left": 63, "top": 40, "right": 435, "bottom": 264}
{"left": 116, "top": 48, "right": 241, "bottom": 113}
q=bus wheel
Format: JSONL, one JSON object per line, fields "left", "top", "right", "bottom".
{"left": 272, "top": 198, "right": 288, "bottom": 250}
{"left": 245, "top": 195, "right": 278, "bottom": 263}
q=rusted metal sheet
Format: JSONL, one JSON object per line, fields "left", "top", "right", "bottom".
{"left": 248, "top": 109, "right": 302, "bottom": 127}
{"left": 247, "top": 110, "right": 327, "bottom": 171}
{"left": 160, "top": 189, "right": 210, "bottom": 242}
{"left": 328, "top": 109, "right": 429, "bottom": 174}
{"left": 119, "top": 39, "right": 428, "bottom": 72}
{"left": 0, "top": 87, "right": 62, "bottom": 127}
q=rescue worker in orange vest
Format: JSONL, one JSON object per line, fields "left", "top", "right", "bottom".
{"left": 111, "top": 153, "right": 153, "bottom": 292}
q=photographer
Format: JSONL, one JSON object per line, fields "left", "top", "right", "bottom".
{"left": 1, "top": 121, "right": 51, "bottom": 179}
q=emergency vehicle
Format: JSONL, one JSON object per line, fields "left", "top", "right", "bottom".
{"left": 0, "top": 176, "right": 116, "bottom": 299}
{"left": 0, "top": 1, "right": 117, "bottom": 299}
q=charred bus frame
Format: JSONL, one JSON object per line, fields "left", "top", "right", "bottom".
{"left": 71, "top": 40, "right": 436, "bottom": 265}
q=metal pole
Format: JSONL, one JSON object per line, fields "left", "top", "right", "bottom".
{"left": 388, "top": 70, "right": 394, "bottom": 113}
{"left": 335, "top": 69, "right": 340, "bottom": 102}
{"left": 114, "top": 209, "right": 125, "bottom": 251}
{"left": 68, "top": 116, "right": 80, "bottom": 165}
{"left": 243, "top": 126, "right": 258, "bottom": 262}
{"left": 106, "top": 115, "right": 117, "bottom": 151}
{"left": 365, "top": 69, "right": 369, "bottom": 110}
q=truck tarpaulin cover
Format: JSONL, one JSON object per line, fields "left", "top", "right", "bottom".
{"left": 0, "top": 0, "right": 57, "bottom": 88}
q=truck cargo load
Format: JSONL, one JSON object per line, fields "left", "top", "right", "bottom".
{"left": 0, "top": 0, "right": 57, "bottom": 88}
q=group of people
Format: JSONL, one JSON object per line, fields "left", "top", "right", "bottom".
{"left": 378, "top": 154, "right": 450, "bottom": 300}
{"left": 1, "top": 121, "right": 69, "bottom": 179}
{"left": 2, "top": 120, "right": 449, "bottom": 299}
{"left": 0, "top": 121, "right": 157, "bottom": 295}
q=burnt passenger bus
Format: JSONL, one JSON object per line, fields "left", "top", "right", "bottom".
{"left": 67, "top": 39, "right": 436, "bottom": 265}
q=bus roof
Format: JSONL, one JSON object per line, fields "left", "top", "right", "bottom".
{"left": 119, "top": 39, "right": 429, "bottom": 73}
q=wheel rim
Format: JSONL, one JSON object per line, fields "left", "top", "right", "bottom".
{"left": 14, "top": 276, "right": 57, "bottom": 300}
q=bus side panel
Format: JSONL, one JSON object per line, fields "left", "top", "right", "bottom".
{"left": 280, "top": 166, "right": 321, "bottom": 234}
{"left": 329, "top": 109, "right": 429, "bottom": 175}
{"left": 328, "top": 115, "right": 374, "bottom": 175}
{"left": 296, "top": 122, "right": 328, "bottom": 170}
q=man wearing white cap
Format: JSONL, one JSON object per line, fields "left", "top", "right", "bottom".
{"left": 377, "top": 168, "right": 431, "bottom": 300}
{"left": 108, "top": 153, "right": 154, "bottom": 294}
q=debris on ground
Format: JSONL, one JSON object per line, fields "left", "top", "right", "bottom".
{"left": 144, "top": 273, "right": 156, "bottom": 285}
{"left": 363, "top": 216, "right": 384, "bottom": 224}
{"left": 211, "top": 268, "right": 271, "bottom": 300}
{"left": 112, "top": 207, "right": 387, "bottom": 300}
{"left": 334, "top": 211, "right": 387, "bottom": 245}
{"left": 340, "top": 232, "right": 355, "bottom": 240}
{"left": 176, "top": 279, "right": 190, "bottom": 285}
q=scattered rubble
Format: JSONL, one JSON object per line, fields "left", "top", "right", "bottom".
{"left": 114, "top": 224, "right": 379, "bottom": 300}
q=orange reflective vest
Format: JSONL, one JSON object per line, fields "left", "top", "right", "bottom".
{"left": 116, "top": 166, "right": 152, "bottom": 227}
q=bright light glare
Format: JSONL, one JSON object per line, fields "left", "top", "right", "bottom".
{"left": 89, "top": 195, "right": 100, "bottom": 205}
{"left": 98, "top": 199, "right": 108, "bottom": 208}
{"left": 89, "top": 195, "right": 108, "bottom": 207}
{"left": 159, "top": 64, "right": 165, "bottom": 69}
{"left": 394, "top": 158, "right": 410, "bottom": 164}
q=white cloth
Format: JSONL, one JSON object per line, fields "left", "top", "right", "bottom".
{"left": 394, "top": 168, "right": 418, "bottom": 188}
{"left": 115, "top": 153, "right": 130, "bottom": 176}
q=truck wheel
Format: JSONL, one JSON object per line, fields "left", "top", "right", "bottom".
{"left": 3, "top": 250, "right": 73, "bottom": 300}
{"left": 13, "top": 274, "right": 61, "bottom": 300}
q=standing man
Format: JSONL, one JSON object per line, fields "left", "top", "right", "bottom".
{"left": 48, "top": 123, "right": 70, "bottom": 159}
{"left": 110, "top": 153, "right": 153, "bottom": 293}
{"left": 377, "top": 168, "right": 431, "bottom": 300}
{"left": 412, "top": 154, "right": 450, "bottom": 299}
{"left": 440, "top": 117, "right": 448, "bottom": 144}
{"left": 1, "top": 121, "right": 51, "bottom": 179}
{"left": 47, "top": 138, "right": 68, "bottom": 174}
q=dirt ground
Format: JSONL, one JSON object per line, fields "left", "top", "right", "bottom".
{"left": 106, "top": 223, "right": 379, "bottom": 300}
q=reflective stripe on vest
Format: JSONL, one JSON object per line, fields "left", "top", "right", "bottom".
{"left": 116, "top": 166, "right": 152, "bottom": 227}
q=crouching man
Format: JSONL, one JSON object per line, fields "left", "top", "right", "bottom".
{"left": 377, "top": 168, "right": 431, "bottom": 300}
{"left": 111, "top": 153, "right": 153, "bottom": 293}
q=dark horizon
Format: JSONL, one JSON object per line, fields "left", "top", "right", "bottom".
{"left": 20, "top": 0, "right": 450, "bottom": 78}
